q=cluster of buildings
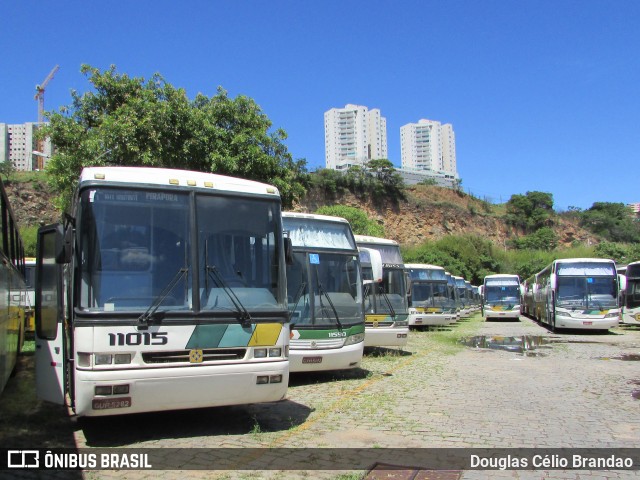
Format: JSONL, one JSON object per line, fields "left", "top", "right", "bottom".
{"left": 324, "top": 104, "right": 459, "bottom": 187}
{"left": 0, "top": 123, "right": 52, "bottom": 172}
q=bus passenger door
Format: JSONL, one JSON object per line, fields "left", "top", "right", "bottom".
{"left": 34, "top": 225, "right": 66, "bottom": 404}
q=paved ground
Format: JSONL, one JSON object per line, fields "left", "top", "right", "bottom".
{"left": 2, "top": 313, "right": 639, "bottom": 479}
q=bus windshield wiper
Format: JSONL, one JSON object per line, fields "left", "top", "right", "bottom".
{"left": 315, "top": 270, "right": 342, "bottom": 330}
{"left": 379, "top": 285, "right": 396, "bottom": 320}
{"left": 289, "top": 281, "right": 307, "bottom": 323}
{"left": 206, "top": 265, "right": 252, "bottom": 328}
{"left": 138, "top": 267, "right": 188, "bottom": 326}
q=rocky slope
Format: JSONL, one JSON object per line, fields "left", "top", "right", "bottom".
{"left": 296, "top": 184, "right": 597, "bottom": 248}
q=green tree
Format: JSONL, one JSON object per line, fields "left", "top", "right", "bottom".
{"left": 0, "top": 161, "right": 15, "bottom": 182}
{"left": 314, "top": 205, "right": 384, "bottom": 237}
{"left": 580, "top": 202, "right": 640, "bottom": 243}
{"left": 505, "top": 191, "right": 554, "bottom": 233}
{"left": 509, "top": 227, "right": 558, "bottom": 251}
{"left": 40, "top": 64, "right": 308, "bottom": 210}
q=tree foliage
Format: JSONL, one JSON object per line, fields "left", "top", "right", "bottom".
{"left": 314, "top": 205, "right": 384, "bottom": 237}
{"left": 40, "top": 64, "right": 308, "bottom": 210}
{"left": 309, "top": 160, "right": 405, "bottom": 205}
{"left": 580, "top": 202, "right": 640, "bottom": 243}
{"left": 402, "top": 235, "right": 499, "bottom": 284}
{"left": 505, "top": 191, "right": 554, "bottom": 233}
{"left": 508, "top": 227, "right": 558, "bottom": 251}
{"left": 593, "top": 241, "right": 640, "bottom": 265}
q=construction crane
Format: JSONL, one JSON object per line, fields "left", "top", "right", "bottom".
{"left": 34, "top": 65, "right": 59, "bottom": 170}
{"left": 35, "top": 65, "right": 59, "bottom": 124}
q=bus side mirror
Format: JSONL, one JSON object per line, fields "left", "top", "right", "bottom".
{"left": 405, "top": 272, "right": 412, "bottom": 296}
{"left": 38, "top": 223, "right": 72, "bottom": 264}
{"left": 549, "top": 274, "right": 556, "bottom": 290}
{"left": 284, "top": 237, "right": 294, "bottom": 265}
{"left": 618, "top": 274, "right": 627, "bottom": 291}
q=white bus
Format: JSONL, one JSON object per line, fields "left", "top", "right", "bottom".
{"left": 35, "top": 167, "right": 290, "bottom": 417}
{"left": 282, "top": 212, "right": 365, "bottom": 372}
{"left": 445, "top": 272, "right": 461, "bottom": 320}
{"left": 355, "top": 235, "right": 409, "bottom": 348}
{"left": 0, "top": 178, "right": 27, "bottom": 396}
{"left": 533, "top": 258, "right": 620, "bottom": 331}
{"left": 453, "top": 276, "right": 472, "bottom": 317}
{"left": 621, "top": 261, "right": 640, "bottom": 325}
{"left": 482, "top": 274, "right": 522, "bottom": 320}
{"left": 405, "top": 264, "right": 456, "bottom": 326}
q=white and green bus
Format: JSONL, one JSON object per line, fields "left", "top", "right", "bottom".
{"left": 283, "top": 212, "right": 365, "bottom": 372}
{"left": 453, "top": 275, "right": 472, "bottom": 317}
{"left": 355, "top": 235, "right": 409, "bottom": 347}
{"left": 620, "top": 261, "right": 640, "bottom": 325}
{"left": 533, "top": 258, "right": 620, "bottom": 331}
{"left": 35, "top": 167, "right": 290, "bottom": 417}
{"left": 405, "top": 264, "right": 456, "bottom": 326}
{"left": 481, "top": 274, "right": 522, "bottom": 320}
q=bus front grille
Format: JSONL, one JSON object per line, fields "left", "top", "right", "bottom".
{"left": 142, "top": 348, "right": 247, "bottom": 363}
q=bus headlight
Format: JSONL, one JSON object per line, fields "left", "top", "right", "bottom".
{"left": 344, "top": 333, "right": 365, "bottom": 346}
{"left": 253, "top": 348, "right": 267, "bottom": 358}
{"left": 268, "top": 348, "right": 282, "bottom": 357}
{"left": 604, "top": 312, "right": 619, "bottom": 319}
{"left": 95, "top": 354, "right": 113, "bottom": 365}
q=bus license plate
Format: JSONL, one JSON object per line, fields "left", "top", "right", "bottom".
{"left": 302, "top": 356, "right": 322, "bottom": 364}
{"left": 583, "top": 321, "right": 593, "bottom": 326}
{"left": 92, "top": 397, "right": 132, "bottom": 410}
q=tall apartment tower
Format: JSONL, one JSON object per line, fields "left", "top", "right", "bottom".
{"left": 400, "top": 119, "right": 457, "bottom": 176}
{"left": 440, "top": 123, "right": 457, "bottom": 174}
{"left": 324, "top": 104, "right": 387, "bottom": 170}
{"left": 0, "top": 122, "right": 52, "bottom": 171}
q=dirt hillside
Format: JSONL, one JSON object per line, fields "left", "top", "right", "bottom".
{"left": 297, "top": 184, "right": 597, "bottom": 248}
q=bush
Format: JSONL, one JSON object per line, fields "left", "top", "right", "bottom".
{"left": 314, "top": 205, "right": 384, "bottom": 237}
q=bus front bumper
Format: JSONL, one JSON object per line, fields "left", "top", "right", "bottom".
{"left": 74, "top": 360, "right": 289, "bottom": 417}
{"left": 555, "top": 314, "right": 619, "bottom": 330}
{"left": 409, "top": 312, "right": 454, "bottom": 326}
{"left": 289, "top": 342, "right": 364, "bottom": 373}
{"left": 364, "top": 327, "right": 409, "bottom": 347}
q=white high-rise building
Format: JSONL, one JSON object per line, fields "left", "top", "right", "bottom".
{"left": 324, "top": 104, "right": 387, "bottom": 170}
{"left": 0, "top": 122, "right": 53, "bottom": 171}
{"left": 440, "top": 123, "right": 457, "bottom": 175}
{"left": 400, "top": 119, "right": 442, "bottom": 171}
{"left": 400, "top": 119, "right": 457, "bottom": 177}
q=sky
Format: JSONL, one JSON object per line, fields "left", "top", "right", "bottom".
{"left": 2, "top": 0, "right": 639, "bottom": 210}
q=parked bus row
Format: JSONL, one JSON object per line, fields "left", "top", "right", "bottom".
{"left": 25, "top": 167, "right": 492, "bottom": 417}
{"left": 15, "top": 166, "right": 636, "bottom": 419}
{"left": 405, "top": 263, "right": 480, "bottom": 327}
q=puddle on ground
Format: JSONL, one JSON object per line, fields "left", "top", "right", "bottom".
{"left": 601, "top": 353, "right": 640, "bottom": 361}
{"left": 460, "top": 335, "right": 550, "bottom": 356}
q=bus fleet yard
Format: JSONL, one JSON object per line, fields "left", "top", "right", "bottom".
{"left": 3, "top": 313, "right": 640, "bottom": 480}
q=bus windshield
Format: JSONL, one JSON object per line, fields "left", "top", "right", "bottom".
{"left": 411, "top": 282, "right": 449, "bottom": 307}
{"left": 287, "top": 251, "right": 362, "bottom": 327}
{"left": 556, "top": 276, "right": 618, "bottom": 310}
{"left": 78, "top": 187, "right": 283, "bottom": 313}
{"left": 365, "top": 268, "right": 407, "bottom": 314}
{"left": 485, "top": 285, "right": 520, "bottom": 305}
{"left": 626, "top": 279, "right": 640, "bottom": 309}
